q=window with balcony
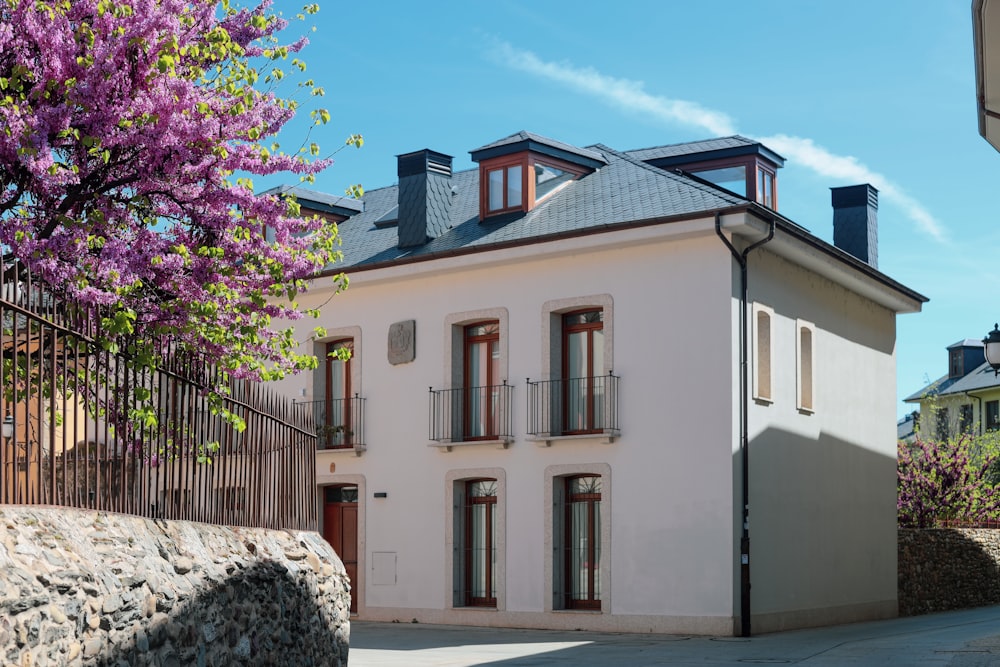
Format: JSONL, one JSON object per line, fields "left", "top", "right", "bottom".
{"left": 431, "top": 309, "right": 512, "bottom": 447}
{"left": 529, "top": 296, "right": 618, "bottom": 443}
{"left": 464, "top": 322, "right": 502, "bottom": 440}
{"left": 563, "top": 310, "right": 605, "bottom": 434}
{"left": 308, "top": 327, "right": 365, "bottom": 453}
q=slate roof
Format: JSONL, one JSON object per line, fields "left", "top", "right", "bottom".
{"left": 260, "top": 185, "right": 364, "bottom": 216}
{"left": 269, "top": 131, "right": 920, "bottom": 314}
{"left": 906, "top": 362, "right": 1000, "bottom": 402}
{"left": 625, "top": 136, "right": 761, "bottom": 162}
{"left": 625, "top": 135, "right": 786, "bottom": 168}
{"left": 324, "top": 140, "right": 747, "bottom": 270}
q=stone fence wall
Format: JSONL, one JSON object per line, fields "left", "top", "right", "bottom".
{"left": 0, "top": 506, "right": 350, "bottom": 666}
{"left": 898, "top": 527, "right": 1000, "bottom": 616}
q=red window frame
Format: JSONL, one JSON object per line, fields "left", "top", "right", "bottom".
{"left": 324, "top": 339, "right": 353, "bottom": 449}
{"left": 565, "top": 474, "right": 601, "bottom": 610}
{"left": 562, "top": 309, "right": 603, "bottom": 434}
{"left": 464, "top": 478, "right": 497, "bottom": 607}
{"left": 464, "top": 321, "right": 500, "bottom": 440}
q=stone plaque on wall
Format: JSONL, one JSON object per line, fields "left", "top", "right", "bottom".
{"left": 388, "top": 320, "right": 415, "bottom": 365}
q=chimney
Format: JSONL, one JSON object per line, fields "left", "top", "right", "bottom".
{"left": 831, "top": 184, "right": 878, "bottom": 268}
{"left": 396, "top": 149, "right": 453, "bottom": 249}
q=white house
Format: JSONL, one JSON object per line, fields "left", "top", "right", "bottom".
{"left": 273, "top": 132, "right": 926, "bottom": 635}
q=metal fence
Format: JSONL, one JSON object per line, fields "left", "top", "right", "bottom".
{"left": 526, "top": 373, "right": 620, "bottom": 438}
{"left": 0, "top": 261, "right": 317, "bottom": 530}
{"left": 295, "top": 396, "right": 366, "bottom": 450}
{"left": 429, "top": 383, "right": 514, "bottom": 443}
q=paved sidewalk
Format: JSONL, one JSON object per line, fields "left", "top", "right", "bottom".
{"left": 347, "top": 605, "right": 1000, "bottom": 666}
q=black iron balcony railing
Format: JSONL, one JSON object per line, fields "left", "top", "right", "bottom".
{"left": 526, "top": 373, "right": 620, "bottom": 438}
{"left": 296, "top": 396, "right": 366, "bottom": 450}
{"left": 429, "top": 383, "right": 514, "bottom": 443}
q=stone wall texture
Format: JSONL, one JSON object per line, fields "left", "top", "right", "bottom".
{"left": 0, "top": 507, "right": 350, "bottom": 666}
{"left": 898, "top": 528, "right": 1000, "bottom": 616}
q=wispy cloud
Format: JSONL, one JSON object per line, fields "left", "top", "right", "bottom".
{"left": 490, "top": 41, "right": 946, "bottom": 243}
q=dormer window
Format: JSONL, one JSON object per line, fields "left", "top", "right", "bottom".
{"left": 535, "top": 163, "right": 574, "bottom": 199}
{"left": 757, "top": 166, "right": 776, "bottom": 209}
{"left": 471, "top": 131, "right": 608, "bottom": 222}
{"left": 628, "top": 136, "right": 784, "bottom": 211}
{"left": 487, "top": 163, "right": 523, "bottom": 213}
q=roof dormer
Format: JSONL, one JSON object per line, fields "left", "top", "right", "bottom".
{"left": 470, "top": 131, "right": 607, "bottom": 221}
{"left": 627, "top": 136, "right": 785, "bottom": 210}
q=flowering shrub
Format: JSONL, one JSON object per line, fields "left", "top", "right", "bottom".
{"left": 898, "top": 433, "right": 1000, "bottom": 528}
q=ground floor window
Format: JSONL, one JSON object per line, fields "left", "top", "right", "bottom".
{"left": 562, "top": 474, "right": 602, "bottom": 610}
{"left": 462, "top": 479, "right": 497, "bottom": 606}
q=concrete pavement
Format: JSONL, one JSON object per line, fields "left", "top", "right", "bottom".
{"left": 347, "top": 605, "right": 1000, "bottom": 666}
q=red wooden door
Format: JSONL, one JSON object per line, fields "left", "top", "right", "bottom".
{"left": 323, "top": 486, "right": 358, "bottom": 613}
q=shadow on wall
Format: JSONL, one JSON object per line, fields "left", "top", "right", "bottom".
{"left": 92, "top": 559, "right": 348, "bottom": 666}
{"left": 898, "top": 528, "right": 1000, "bottom": 616}
{"left": 742, "top": 426, "right": 898, "bottom": 631}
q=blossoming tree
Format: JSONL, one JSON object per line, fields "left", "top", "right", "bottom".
{"left": 0, "top": 0, "right": 363, "bottom": 450}
{"left": 0, "top": 0, "right": 357, "bottom": 379}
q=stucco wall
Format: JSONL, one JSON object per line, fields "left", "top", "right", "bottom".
{"left": 289, "top": 222, "right": 740, "bottom": 634}
{"left": 746, "top": 247, "right": 900, "bottom": 632}
{"left": 0, "top": 507, "right": 350, "bottom": 666}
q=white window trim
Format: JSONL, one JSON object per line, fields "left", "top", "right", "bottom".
{"left": 796, "top": 319, "right": 815, "bottom": 414}
{"left": 752, "top": 303, "right": 773, "bottom": 404}
{"left": 445, "top": 468, "right": 507, "bottom": 611}
{"left": 543, "top": 462, "right": 611, "bottom": 614}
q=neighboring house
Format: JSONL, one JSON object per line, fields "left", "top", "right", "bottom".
{"left": 274, "top": 131, "right": 926, "bottom": 635}
{"left": 897, "top": 411, "right": 919, "bottom": 444}
{"left": 904, "top": 338, "right": 1000, "bottom": 439}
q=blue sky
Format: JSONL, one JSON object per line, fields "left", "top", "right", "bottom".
{"left": 261, "top": 1, "right": 1000, "bottom": 418}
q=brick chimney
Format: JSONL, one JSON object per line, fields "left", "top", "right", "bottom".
{"left": 831, "top": 184, "right": 878, "bottom": 268}
{"left": 396, "top": 150, "right": 453, "bottom": 249}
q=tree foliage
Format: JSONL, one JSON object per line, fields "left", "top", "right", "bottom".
{"left": 897, "top": 432, "right": 1000, "bottom": 528}
{"left": 0, "top": 0, "right": 357, "bottom": 385}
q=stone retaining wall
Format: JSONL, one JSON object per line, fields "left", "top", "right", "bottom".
{"left": 898, "top": 528, "right": 1000, "bottom": 616}
{"left": 0, "top": 507, "right": 350, "bottom": 665}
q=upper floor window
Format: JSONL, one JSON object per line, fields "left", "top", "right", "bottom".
{"left": 563, "top": 310, "right": 605, "bottom": 434}
{"left": 478, "top": 153, "right": 588, "bottom": 220}
{"left": 465, "top": 321, "right": 502, "bottom": 440}
{"left": 324, "top": 339, "right": 355, "bottom": 449}
{"left": 757, "top": 166, "right": 776, "bottom": 209}
{"left": 487, "top": 164, "right": 523, "bottom": 213}
{"left": 796, "top": 320, "right": 815, "bottom": 413}
{"left": 534, "top": 162, "right": 575, "bottom": 200}
{"left": 691, "top": 165, "right": 747, "bottom": 197}
{"left": 753, "top": 304, "right": 773, "bottom": 403}
{"left": 949, "top": 349, "right": 964, "bottom": 378}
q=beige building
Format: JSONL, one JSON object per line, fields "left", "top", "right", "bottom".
{"left": 274, "top": 132, "right": 925, "bottom": 635}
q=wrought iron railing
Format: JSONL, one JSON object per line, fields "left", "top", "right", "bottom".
{"left": 295, "top": 396, "right": 366, "bottom": 450}
{"left": 526, "top": 373, "right": 620, "bottom": 438}
{"left": 0, "top": 261, "right": 317, "bottom": 530}
{"left": 429, "top": 383, "right": 514, "bottom": 443}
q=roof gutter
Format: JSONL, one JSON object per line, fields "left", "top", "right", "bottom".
{"left": 715, "top": 210, "right": 774, "bottom": 638}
